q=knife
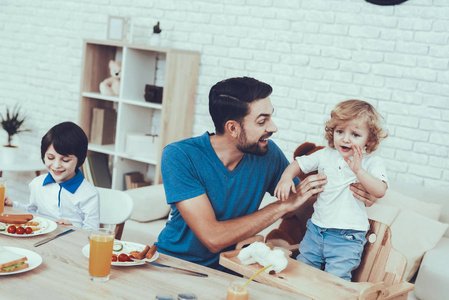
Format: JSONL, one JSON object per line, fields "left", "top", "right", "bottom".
{"left": 33, "top": 229, "right": 75, "bottom": 247}
{"left": 131, "top": 259, "right": 208, "bottom": 277}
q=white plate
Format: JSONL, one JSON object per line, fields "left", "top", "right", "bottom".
{"left": 0, "top": 246, "right": 42, "bottom": 275}
{"left": 82, "top": 240, "right": 159, "bottom": 266}
{"left": 0, "top": 216, "right": 57, "bottom": 237}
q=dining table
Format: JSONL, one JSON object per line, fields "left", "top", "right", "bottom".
{"left": 1, "top": 207, "right": 307, "bottom": 300}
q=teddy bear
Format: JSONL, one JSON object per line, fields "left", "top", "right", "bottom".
{"left": 265, "top": 142, "right": 324, "bottom": 254}
{"left": 99, "top": 60, "right": 121, "bottom": 96}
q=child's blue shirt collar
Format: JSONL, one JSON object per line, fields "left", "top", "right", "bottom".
{"left": 43, "top": 169, "right": 84, "bottom": 194}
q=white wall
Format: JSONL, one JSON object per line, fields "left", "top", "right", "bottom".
{"left": 1, "top": 0, "right": 448, "bottom": 201}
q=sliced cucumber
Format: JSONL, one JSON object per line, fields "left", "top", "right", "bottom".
{"left": 0, "top": 224, "right": 6, "bottom": 231}
{"left": 113, "top": 241, "right": 123, "bottom": 252}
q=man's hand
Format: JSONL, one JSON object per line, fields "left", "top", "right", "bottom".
{"left": 285, "top": 173, "right": 327, "bottom": 210}
{"left": 296, "top": 173, "right": 327, "bottom": 197}
{"left": 350, "top": 182, "right": 377, "bottom": 207}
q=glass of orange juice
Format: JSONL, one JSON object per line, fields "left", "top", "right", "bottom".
{"left": 0, "top": 178, "right": 6, "bottom": 215}
{"left": 227, "top": 280, "right": 249, "bottom": 300}
{"left": 89, "top": 228, "right": 114, "bottom": 282}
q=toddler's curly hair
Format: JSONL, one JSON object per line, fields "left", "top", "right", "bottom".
{"left": 324, "top": 100, "right": 388, "bottom": 154}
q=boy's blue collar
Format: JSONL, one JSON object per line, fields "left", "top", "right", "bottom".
{"left": 43, "top": 169, "right": 84, "bottom": 194}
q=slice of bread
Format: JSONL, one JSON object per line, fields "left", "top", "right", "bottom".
{"left": 0, "top": 262, "right": 29, "bottom": 273}
{"left": 0, "top": 247, "right": 29, "bottom": 273}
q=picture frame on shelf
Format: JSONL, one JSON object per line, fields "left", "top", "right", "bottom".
{"left": 107, "top": 16, "right": 126, "bottom": 41}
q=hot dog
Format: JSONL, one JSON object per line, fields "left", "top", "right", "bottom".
{"left": 145, "top": 245, "right": 157, "bottom": 260}
{"left": 0, "top": 214, "right": 34, "bottom": 224}
{"left": 135, "top": 245, "right": 150, "bottom": 260}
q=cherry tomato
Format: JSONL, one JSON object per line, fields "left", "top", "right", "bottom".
{"left": 7, "top": 225, "right": 16, "bottom": 234}
{"left": 25, "top": 227, "right": 33, "bottom": 234}
{"left": 111, "top": 254, "right": 118, "bottom": 262}
{"left": 118, "top": 253, "right": 129, "bottom": 262}
{"left": 16, "top": 226, "right": 25, "bottom": 235}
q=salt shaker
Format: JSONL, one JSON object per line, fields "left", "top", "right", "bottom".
{"left": 177, "top": 293, "right": 197, "bottom": 300}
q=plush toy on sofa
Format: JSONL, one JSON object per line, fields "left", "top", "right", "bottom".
{"left": 99, "top": 60, "right": 121, "bottom": 96}
{"left": 265, "top": 142, "right": 324, "bottom": 251}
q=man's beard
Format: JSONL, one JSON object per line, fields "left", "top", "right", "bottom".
{"left": 236, "top": 129, "right": 271, "bottom": 156}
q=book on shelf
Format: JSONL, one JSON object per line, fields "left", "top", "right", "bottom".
{"left": 90, "top": 107, "right": 117, "bottom": 145}
{"left": 132, "top": 181, "right": 151, "bottom": 189}
{"left": 124, "top": 171, "right": 151, "bottom": 190}
{"left": 87, "top": 153, "right": 112, "bottom": 188}
{"left": 81, "top": 159, "right": 94, "bottom": 185}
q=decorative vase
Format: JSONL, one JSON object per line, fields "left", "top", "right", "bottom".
{"left": 149, "top": 33, "right": 161, "bottom": 47}
{"left": 2, "top": 146, "right": 18, "bottom": 164}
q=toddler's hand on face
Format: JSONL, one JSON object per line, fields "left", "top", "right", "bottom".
{"left": 344, "top": 145, "right": 364, "bottom": 174}
{"left": 56, "top": 219, "right": 73, "bottom": 226}
{"left": 4, "top": 196, "right": 13, "bottom": 207}
{"left": 274, "top": 179, "right": 296, "bottom": 201}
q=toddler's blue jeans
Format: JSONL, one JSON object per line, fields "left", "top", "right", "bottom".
{"left": 296, "top": 219, "right": 367, "bottom": 281}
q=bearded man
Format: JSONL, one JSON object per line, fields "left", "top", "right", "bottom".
{"left": 155, "top": 77, "right": 374, "bottom": 271}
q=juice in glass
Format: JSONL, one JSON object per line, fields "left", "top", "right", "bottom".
{"left": 0, "top": 178, "right": 6, "bottom": 215}
{"left": 89, "top": 228, "right": 114, "bottom": 281}
{"left": 227, "top": 281, "right": 249, "bottom": 300}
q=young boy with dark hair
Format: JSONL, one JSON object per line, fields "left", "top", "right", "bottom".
{"left": 5, "top": 121, "right": 99, "bottom": 230}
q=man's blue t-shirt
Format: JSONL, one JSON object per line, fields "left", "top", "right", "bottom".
{"left": 155, "top": 131, "right": 296, "bottom": 270}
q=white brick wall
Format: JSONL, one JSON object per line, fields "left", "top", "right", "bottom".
{"left": 0, "top": 0, "right": 448, "bottom": 202}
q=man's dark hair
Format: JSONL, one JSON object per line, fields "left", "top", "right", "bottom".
{"left": 209, "top": 77, "right": 273, "bottom": 134}
{"left": 41, "top": 121, "right": 88, "bottom": 168}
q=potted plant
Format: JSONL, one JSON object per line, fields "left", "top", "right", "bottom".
{"left": 0, "top": 105, "right": 30, "bottom": 163}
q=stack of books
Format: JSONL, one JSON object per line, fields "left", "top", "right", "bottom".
{"left": 124, "top": 172, "right": 151, "bottom": 190}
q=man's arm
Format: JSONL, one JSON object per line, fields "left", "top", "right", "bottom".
{"left": 177, "top": 173, "right": 327, "bottom": 253}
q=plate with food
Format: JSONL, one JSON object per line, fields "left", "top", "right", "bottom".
{"left": 0, "top": 246, "right": 42, "bottom": 275}
{"left": 82, "top": 240, "right": 159, "bottom": 266}
{"left": 0, "top": 214, "right": 57, "bottom": 237}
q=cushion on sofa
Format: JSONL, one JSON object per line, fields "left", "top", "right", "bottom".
{"left": 390, "top": 210, "right": 449, "bottom": 281}
{"left": 413, "top": 237, "right": 449, "bottom": 300}
{"left": 122, "top": 218, "right": 167, "bottom": 245}
{"left": 366, "top": 203, "right": 400, "bottom": 226}
{"left": 387, "top": 181, "right": 449, "bottom": 238}
{"left": 377, "top": 188, "right": 442, "bottom": 221}
{"left": 124, "top": 184, "right": 170, "bottom": 222}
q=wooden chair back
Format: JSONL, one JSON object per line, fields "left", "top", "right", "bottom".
{"left": 352, "top": 219, "right": 407, "bottom": 286}
{"left": 264, "top": 217, "right": 407, "bottom": 287}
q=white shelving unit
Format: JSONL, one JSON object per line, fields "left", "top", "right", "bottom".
{"left": 78, "top": 39, "right": 200, "bottom": 190}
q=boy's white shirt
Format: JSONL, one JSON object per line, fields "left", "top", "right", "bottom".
{"left": 296, "top": 147, "right": 388, "bottom": 231}
{"left": 13, "top": 174, "right": 100, "bottom": 230}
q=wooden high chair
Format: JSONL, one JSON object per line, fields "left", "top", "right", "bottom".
{"left": 219, "top": 219, "right": 414, "bottom": 300}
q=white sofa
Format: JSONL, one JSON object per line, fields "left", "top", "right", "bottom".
{"left": 121, "top": 181, "right": 449, "bottom": 300}
{"left": 121, "top": 184, "right": 169, "bottom": 246}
